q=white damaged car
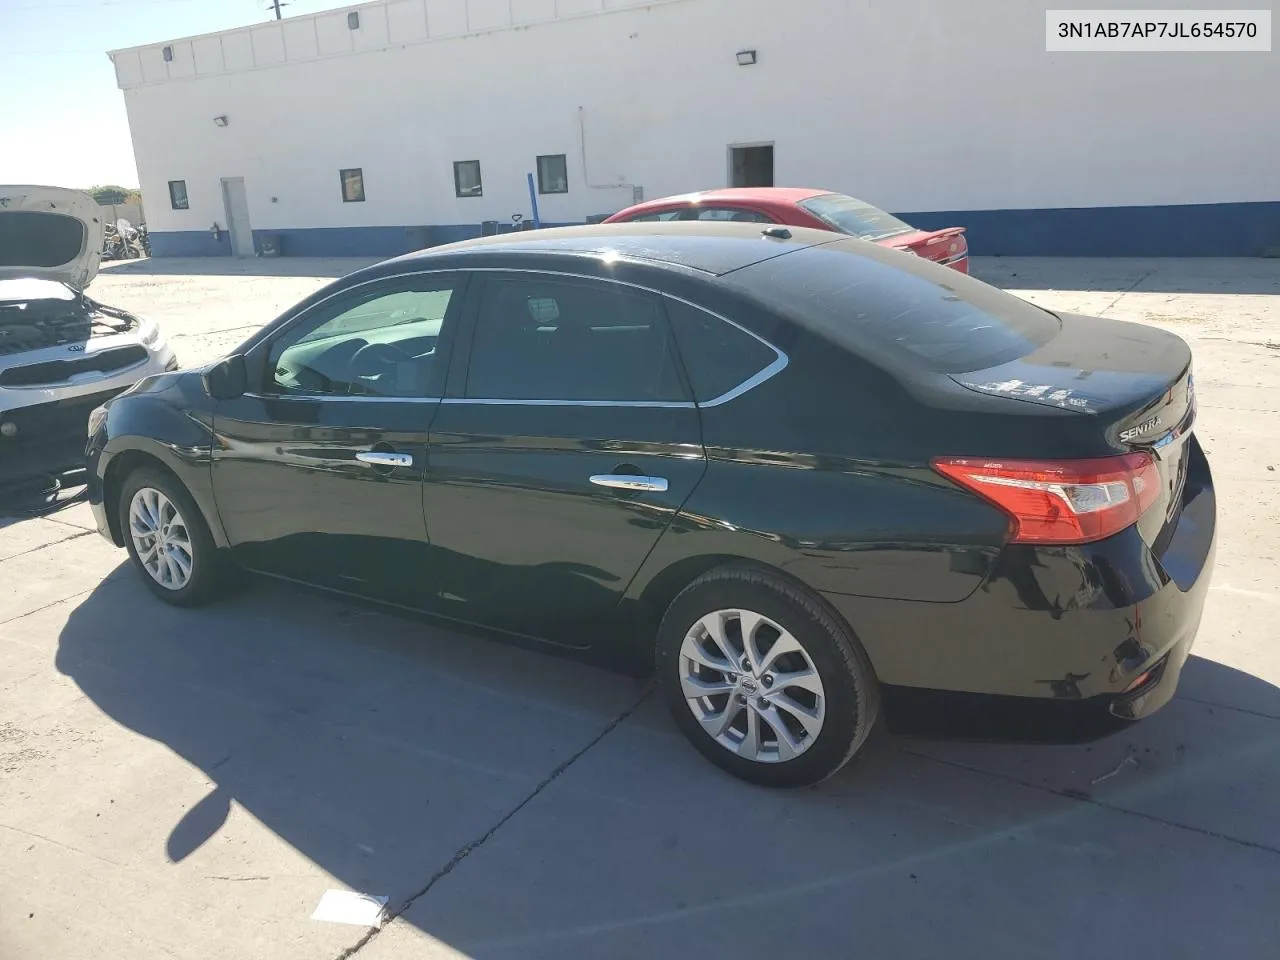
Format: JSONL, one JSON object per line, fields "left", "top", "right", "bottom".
{"left": 0, "top": 185, "right": 176, "bottom": 486}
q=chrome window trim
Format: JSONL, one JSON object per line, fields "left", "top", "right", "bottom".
{"left": 250, "top": 265, "right": 788, "bottom": 409}
{"left": 441, "top": 397, "right": 695, "bottom": 409}
{"left": 243, "top": 392, "right": 440, "bottom": 403}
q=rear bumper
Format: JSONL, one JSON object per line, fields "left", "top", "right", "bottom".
{"left": 828, "top": 435, "right": 1217, "bottom": 742}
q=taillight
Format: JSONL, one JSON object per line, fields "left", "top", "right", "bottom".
{"left": 932, "top": 453, "right": 1162, "bottom": 544}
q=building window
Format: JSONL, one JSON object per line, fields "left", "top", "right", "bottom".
{"left": 536, "top": 154, "right": 568, "bottom": 195}
{"left": 730, "top": 144, "right": 774, "bottom": 188}
{"left": 168, "top": 180, "right": 189, "bottom": 210}
{"left": 340, "top": 168, "right": 365, "bottom": 203}
{"left": 453, "top": 160, "right": 483, "bottom": 198}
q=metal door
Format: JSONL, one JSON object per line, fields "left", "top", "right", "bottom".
{"left": 220, "top": 177, "right": 255, "bottom": 256}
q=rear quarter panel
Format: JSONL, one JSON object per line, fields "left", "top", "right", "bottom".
{"left": 625, "top": 298, "right": 1013, "bottom": 626}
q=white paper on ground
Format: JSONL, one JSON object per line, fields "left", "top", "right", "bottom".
{"left": 310, "top": 889, "right": 389, "bottom": 927}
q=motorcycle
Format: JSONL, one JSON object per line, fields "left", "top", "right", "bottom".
{"left": 102, "top": 219, "right": 146, "bottom": 260}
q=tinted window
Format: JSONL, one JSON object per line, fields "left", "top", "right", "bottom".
{"left": 466, "top": 276, "right": 686, "bottom": 402}
{"left": 693, "top": 207, "right": 773, "bottom": 223}
{"left": 268, "top": 279, "right": 455, "bottom": 397}
{"left": 536, "top": 155, "right": 569, "bottom": 194}
{"left": 732, "top": 240, "right": 1059, "bottom": 373}
{"left": 340, "top": 168, "right": 365, "bottom": 203}
{"left": 623, "top": 210, "right": 685, "bottom": 222}
{"left": 665, "top": 299, "right": 778, "bottom": 403}
{"left": 454, "top": 160, "right": 482, "bottom": 198}
{"left": 797, "top": 194, "right": 914, "bottom": 241}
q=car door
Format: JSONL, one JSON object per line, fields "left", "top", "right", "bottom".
{"left": 422, "top": 271, "right": 707, "bottom": 648}
{"left": 210, "top": 272, "right": 464, "bottom": 607}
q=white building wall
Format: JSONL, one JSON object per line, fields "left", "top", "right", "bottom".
{"left": 111, "top": 0, "right": 1280, "bottom": 255}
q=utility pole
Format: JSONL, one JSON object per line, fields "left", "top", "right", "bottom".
{"left": 270, "top": 0, "right": 285, "bottom": 19}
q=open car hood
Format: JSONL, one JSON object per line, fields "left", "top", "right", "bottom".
{"left": 0, "top": 185, "right": 105, "bottom": 290}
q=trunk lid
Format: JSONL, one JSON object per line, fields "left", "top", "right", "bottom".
{"left": 0, "top": 185, "right": 105, "bottom": 290}
{"left": 950, "top": 312, "right": 1196, "bottom": 550}
{"left": 886, "top": 227, "right": 969, "bottom": 268}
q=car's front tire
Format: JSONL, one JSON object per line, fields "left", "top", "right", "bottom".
{"left": 657, "top": 565, "right": 880, "bottom": 788}
{"left": 118, "top": 466, "right": 224, "bottom": 607}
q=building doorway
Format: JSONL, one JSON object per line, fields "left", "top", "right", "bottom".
{"left": 729, "top": 144, "right": 774, "bottom": 188}
{"left": 220, "top": 177, "right": 255, "bottom": 256}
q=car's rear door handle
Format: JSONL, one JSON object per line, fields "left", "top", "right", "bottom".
{"left": 356, "top": 451, "right": 414, "bottom": 468}
{"left": 590, "top": 474, "right": 669, "bottom": 492}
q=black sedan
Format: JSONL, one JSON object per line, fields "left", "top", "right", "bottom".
{"left": 85, "top": 223, "right": 1216, "bottom": 787}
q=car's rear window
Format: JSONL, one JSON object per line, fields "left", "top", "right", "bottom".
{"left": 730, "top": 239, "right": 1059, "bottom": 374}
{"left": 797, "top": 194, "right": 915, "bottom": 241}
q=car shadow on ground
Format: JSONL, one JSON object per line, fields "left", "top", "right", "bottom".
{"left": 99, "top": 257, "right": 381, "bottom": 279}
{"left": 55, "top": 569, "right": 1280, "bottom": 958}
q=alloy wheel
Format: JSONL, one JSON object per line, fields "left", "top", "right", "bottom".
{"left": 128, "top": 487, "right": 194, "bottom": 591}
{"left": 678, "top": 608, "right": 827, "bottom": 763}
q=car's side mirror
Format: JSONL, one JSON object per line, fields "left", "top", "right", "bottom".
{"left": 203, "top": 354, "right": 248, "bottom": 400}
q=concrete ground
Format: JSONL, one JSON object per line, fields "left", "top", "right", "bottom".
{"left": 2, "top": 256, "right": 1278, "bottom": 959}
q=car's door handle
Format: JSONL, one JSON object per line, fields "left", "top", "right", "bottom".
{"left": 590, "top": 474, "right": 669, "bottom": 493}
{"left": 356, "top": 451, "right": 414, "bottom": 468}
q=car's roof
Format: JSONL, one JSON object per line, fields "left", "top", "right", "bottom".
{"left": 611, "top": 188, "right": 831, "bottom": 217}
{"left": 387, "top": 221, "right": 844, "bottom": 277}
{"left": 647, "top": 188, "right": 829, "bottom": 206}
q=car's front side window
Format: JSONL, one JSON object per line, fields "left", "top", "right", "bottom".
{"left": 637, "top": 210, "right": 686, "bottom": 222}
{"left": 464, "top": 276, "right": 688, "bottom": 403}
{"left": 267, "top": 279, "right": 457, "bottom": 398}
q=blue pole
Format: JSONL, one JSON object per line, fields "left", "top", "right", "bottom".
{"left": 527, "top": 173, "right": 541, "bottom": 229}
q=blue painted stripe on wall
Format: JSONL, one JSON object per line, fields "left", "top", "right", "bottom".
{"left": 149, "top": 230, "right": 233, "bottom": 257}
{"left": 147, "top": 202, "right": 1280, "bottom": 259}
{"left": 902, "top": 200, "right": 1280, "bottom": 258}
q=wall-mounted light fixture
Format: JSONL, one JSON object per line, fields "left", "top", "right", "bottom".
{"left": 162, "top": 45, "right": 174, "bottom": 62}
{"left": 347, "top": 11, "right": 360, "bottom": 29}
{"left": 213, "top": 115, "right": 229, "bottom": 127}
{"left": 736, "top": 49, "right": 758, "bottom": 66}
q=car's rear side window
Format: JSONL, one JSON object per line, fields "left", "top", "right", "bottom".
{"left": 664, "top": 298, "right": 779, "bottom": 403}
{"left": 465, "top": 275, "right": 688, "bottom": 403}
{"left": 731, "top": 239, "right": 1059, "bottom": 374}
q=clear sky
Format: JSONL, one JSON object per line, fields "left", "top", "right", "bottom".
{"left": 0, "top": 0, "right": 357, "bottom": 188}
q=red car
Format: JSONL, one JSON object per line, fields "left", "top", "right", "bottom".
{"left": 604, "top": 188, "right": 969, "bottom": 273}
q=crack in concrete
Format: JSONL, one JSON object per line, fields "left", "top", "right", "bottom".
{"left": 1097, "top": 268, "right": 1158, "bottom": 316}
{"left": 0, "top": 528, "right": 96, "bottom": 564}
{"left": 900, "top": 747, "right": 1280, "bottom": 858}
{"left": 1179, "top": 694, "right": 1280, "bottom": 722}
{"left": 0, "top": 589, "right": 94, "bottom": 627}
{"left": 332, "top": 682, "right": 655, "bottom": 960}
{"left": 206, "top": 874, "right": 271, "bottom": 882}
{"left": 0, "top": 821, "right": 125, "bottom": 867}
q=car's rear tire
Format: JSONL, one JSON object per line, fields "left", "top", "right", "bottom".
{"left": 656, "top": 564, "right": 880, "bottom": 787}
{"left": 118, "top": 466, "right": 225, "bottom": 607}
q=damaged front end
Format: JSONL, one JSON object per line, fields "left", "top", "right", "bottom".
{"left": 0, "top": 187, "right": 176, "bottom": 493}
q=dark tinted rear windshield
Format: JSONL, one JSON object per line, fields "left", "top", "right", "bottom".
{"left": 730, "top": 239, "right": 1059, "bottom": 374}
{"left": 797, "top": 194, "right": 915, "bottom": 241}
